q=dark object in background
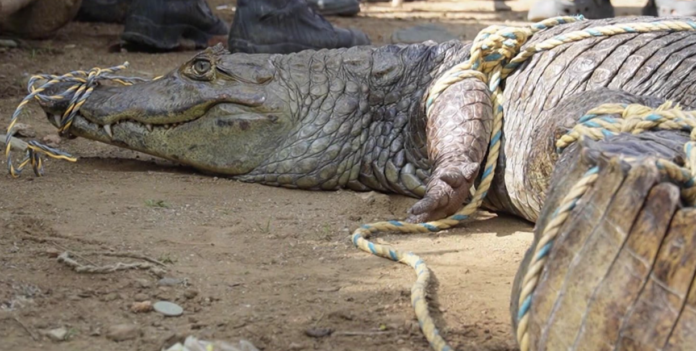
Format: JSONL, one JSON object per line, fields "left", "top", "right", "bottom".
{"left": 228, "top": 0, "right": 369, "bottom": 54}
{"left": 75, "top": 0, "right": 132, "bottom": 23}
{"left": 0, "top": 0, "right": 83, "bottom": 39}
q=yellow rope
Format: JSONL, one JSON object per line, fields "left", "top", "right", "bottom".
{"left": 351, "top": 16, "right": 696, "bottom": 351}
{"left": 556, "top": 101, "right": 696, "bottom": 204}
{"left": 515, "top": 165, "right": 599, "bottom": 351}
{"left": 3, "top": 63, "right": 157, "bottom": 177}
{"left": 352, "top": 15, "right": 584, "bottom": 351}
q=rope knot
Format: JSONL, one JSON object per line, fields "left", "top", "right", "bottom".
{"left": 471, "top": 26, "right": 532, "bottom": 74}
{"left": 4, "top": 62, "right": 152, "bottom": 178}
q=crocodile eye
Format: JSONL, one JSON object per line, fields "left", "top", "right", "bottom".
{"left": 193, "top": 59, "right": 211, "bottom": 75}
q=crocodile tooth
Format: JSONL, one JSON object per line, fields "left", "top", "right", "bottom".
{"left": 53, "top": 114, "right": 61, "bottom": 126}
{"left": 103, "top": 124, "right": 113, "bottom": 138}
{"left": 146, "top": 124, "right": 153, "bottom": 132}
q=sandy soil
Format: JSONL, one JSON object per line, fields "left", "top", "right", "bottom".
{"left": 0, "top": 0, "right": 627, "bottom": 350}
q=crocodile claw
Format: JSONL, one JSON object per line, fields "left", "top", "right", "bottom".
{"left": 406, "top": 164, "right": 478, "bottom": 223}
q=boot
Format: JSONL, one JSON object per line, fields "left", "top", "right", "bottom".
{"left": 228, "top": 0, "right": 370, "bottom": 54}
{"left": 306, "top": 0, "right": 360, "bottom": 16}
{"left": 121, "top": 0, "right": 228, "bottom": 51}
{"left": 75, "top": 0, "right": 132, "bottom": 23}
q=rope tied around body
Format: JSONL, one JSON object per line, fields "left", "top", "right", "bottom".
{"left": 3, "top": 62, "right": 152, "bottom": 177}
{"left": 351, "top": 16, "right": 696, "bottom": 351}
{"left": 555, "top": 101, "right": 696, "bottom": 204}
{"left": 352, "top": 15, "right": 586, "bottom": 351}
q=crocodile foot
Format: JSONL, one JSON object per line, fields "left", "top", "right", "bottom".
{"left": 407, "top": 163, "right": 480, "bottom": 223}
{"left": 406, "top": 77, "right": 493, "bottom": 224}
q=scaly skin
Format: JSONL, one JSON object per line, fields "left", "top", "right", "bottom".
{"left": 42, "top": 42, "right": 473, "bottom": 200}
{"left": 40, "top": 16, "right": 696, "bottom": 224}
{"left": 488, "top": 16, "right": 696, "bottom": 222}
{"left": 37, "top": 16, "right": 696, "bottom": 350}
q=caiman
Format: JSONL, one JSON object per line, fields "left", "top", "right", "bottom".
{"left": 34, "top": 16, "right": 696, "bottom": 351}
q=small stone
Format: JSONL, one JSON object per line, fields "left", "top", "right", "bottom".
{"left": 130, "top": 301, "right": 153, "bottom": 313}
{"left": 100, "top": 292, "right": 119, "bottom": 302}
{"left": 183, "top": 289, "right": 198, "bottom": 300}
{"left": 45, "top": 247, "right": 60, "bottom": 258}
{"left": 89, "top": 326, "right": 101, "bottom": 337}
{"left": 357, "top": 191, "right": 390, "bottom": 207}
{"left": 45, "top": 327, "right": 68, "bottom": 342}
{"left": 288, "top": 342, "right": 304, "bottom": 350}
{"left": 305, "top": 327, "right": 333, "bottom": 338}
{"left": 106, "top": 324, "right": 140, "bottom": 341}
{"left": 134, "top": 278, "right": 153, "bottom": 289}
{"left": 133, "top": 293, "right": 149, "bottom": 302}
{"left": 153, "top": 301, "right": 183, "bottom": 317}
{"left": 13, "top": 123, "right": 36, "bottom": 138}
{"left": 42, "top": 134, "right": 62, "bottom": 148}
{"left": 78, "top": 290, "right": 94, "bottom": 298}
{"left": 158, "top": 278, "right": 182, "bottom": 286}
{"left": 0, "top": 39, "right": 18, "bottom": 48}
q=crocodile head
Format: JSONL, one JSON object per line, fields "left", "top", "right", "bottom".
{"left": 39, "top": 45, "right": 294, "bottom": 175}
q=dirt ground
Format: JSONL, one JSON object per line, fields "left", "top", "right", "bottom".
{"left": 0, "top": 1, "right": 643, "bottom": 350}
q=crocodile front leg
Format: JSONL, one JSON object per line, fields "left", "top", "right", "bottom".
{"left": 511, "top": 128, "right": 696, "bottom": 350}
{"left": 406, "top": 77, "right": 493, "bottom": 223}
